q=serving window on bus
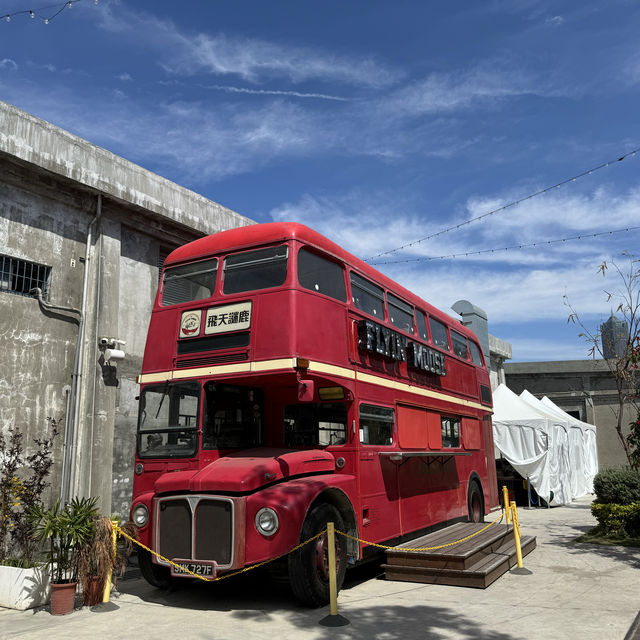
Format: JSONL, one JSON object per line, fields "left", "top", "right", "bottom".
{"left": 284, "top": 402, "right": 348, "bottom": 448}
{"left": 137, "top": 381, "right": 200, "bottom": 458}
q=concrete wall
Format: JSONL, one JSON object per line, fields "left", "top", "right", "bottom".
{"left": 0, "top": 101, "right": 253, "bottom": 517}
{"left": 505, "top": 359, "right": 633, "bottom": 470}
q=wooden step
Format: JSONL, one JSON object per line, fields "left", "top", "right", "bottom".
{"left": 382, "top": 522, "right": 536, "bottom": 588}
{"left": 386, "top": 523, "right": 516, "bottom": 571}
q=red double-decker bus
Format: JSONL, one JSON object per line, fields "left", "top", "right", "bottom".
{"left": 131, "top": 222, "right": 498, "bottom": 606}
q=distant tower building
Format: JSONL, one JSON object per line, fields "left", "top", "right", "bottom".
{"left": 600, "top": 315, "right": 628, "bottom": 359}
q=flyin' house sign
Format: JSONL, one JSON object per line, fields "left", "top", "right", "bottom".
{"left": 357, "top": 319, "right": 446, "bottom": 376}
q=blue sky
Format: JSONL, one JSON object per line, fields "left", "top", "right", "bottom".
{"left": 2, "top": 0, "right": 640, "bottom": 362}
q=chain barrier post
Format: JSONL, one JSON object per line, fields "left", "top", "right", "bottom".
{"left": 102, "top": 518, "right": 118, "bottom": 602}
{"left": 502, "top": 485, "right": 512, "bottom": 524}
{"left": 327, "top": 522, "right": 338, "bottom": 616}
{"left": 510, "top": 501, "right": 523, "bottom": 569}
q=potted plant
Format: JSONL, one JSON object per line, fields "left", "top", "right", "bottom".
{"left": 27, "top": 496, "right": 98, "bottom": 615}
{"left": 0, "top": 421, "right": 57, "bottom": 610}
{"left": 77, "top": 516, "right": 136, "bottom": 606}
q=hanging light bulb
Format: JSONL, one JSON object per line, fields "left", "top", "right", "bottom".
{"left": 45, "top": 18, "right": 49, "bottom": 24}
{"left": 5, "top": 15, "right": 10, "bottom": 22}
{"left": 68, "top": 1, "right": 73, "bottom": 7}
{"left": 30, "top": 11, "right": 35, "bottom": 18}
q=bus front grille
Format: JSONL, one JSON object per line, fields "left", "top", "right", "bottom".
{"left": 157, "top": 496, "right": 234, "bottom": 567}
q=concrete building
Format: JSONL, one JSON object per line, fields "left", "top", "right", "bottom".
{"left": 505, "top": 359, "right": 632, "bottom": 469}
{"left": 0, "top": 101, "right": 253, "bottom": 516}
{"left": 451, "top": 299, "right": 512, "bottom": 389}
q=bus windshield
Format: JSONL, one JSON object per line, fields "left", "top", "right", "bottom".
{"left": 137, "top": 381, "right": 200, "bottom": 458}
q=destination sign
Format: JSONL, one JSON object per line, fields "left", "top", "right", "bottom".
{"left": 357, "top": 319, "right": 446, "bottom": 376}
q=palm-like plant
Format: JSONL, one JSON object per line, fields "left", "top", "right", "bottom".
{"left": 27, "top": 497, "right": 99, "bottom": 584}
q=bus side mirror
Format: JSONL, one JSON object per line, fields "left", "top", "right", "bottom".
{"left": 298, "top": 379, "right": 315, "bottom": 402}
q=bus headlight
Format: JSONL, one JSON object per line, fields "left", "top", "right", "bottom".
{"left": 132, "top": 504, "right": 150, "bottom": 527}
{"left": 255, "top": 507, "right": 279, "bottom": 537}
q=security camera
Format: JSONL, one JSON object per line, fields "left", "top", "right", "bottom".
{"left": 99, "top": 337, "right": 111, "bottom": 347}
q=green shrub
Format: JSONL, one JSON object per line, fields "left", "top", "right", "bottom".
{"left": 591, "top": 502, "right": 640, "bottom": 537}
{"left": 593, "top": 468, "right": 640, "bottom": 505}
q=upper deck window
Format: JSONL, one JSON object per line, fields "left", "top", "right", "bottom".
{"left": 469, "top": 340, "right": 484, "bottom": 367}
{"left": 429, "top": 317, "right": 450, "bottom": 350}
{"left": 350, "top": 272, "right": 385, "bottom": 318}
{"left": 223, "top": 246, "right": 288, "bottom": 295}
{"left": 387, "top": 293, "right": 414, "bottom": 335}
{"left": 161, "top": 259, "right": 217, "bottom": 306}
{"left": 451, "top": 330, "right": 469, "bottom": 360}
{"left": 297, "top": 248, "right": 346, "bottom": 302}
{"left": 416, "top": 310, "right": 429, "bottom": 341}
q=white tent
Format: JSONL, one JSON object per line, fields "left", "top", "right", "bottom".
{"left": 492, "top": 384, "right": 555, "bottom": 505}
{"left": 492, "top": 384, "right": 598, "bottom": 505}
{"left": 540, "top": 396, "right": 598, "bottom": 494}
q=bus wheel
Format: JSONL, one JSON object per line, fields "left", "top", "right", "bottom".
{"left": 138, "top": 548, "right": 172, "bottom": 589}
{"left": 288, "top": 503, "right": 347, "bottom": 607}
{"left": 468, "top": 482, "right": 484, "bottom": 523}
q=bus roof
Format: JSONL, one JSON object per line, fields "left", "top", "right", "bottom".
{"left": 164, "top": 222, "right": 480, "bottom": 343}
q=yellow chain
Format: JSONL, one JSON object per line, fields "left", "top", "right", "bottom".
{"left": 116, "top": 525, "right": 325, "bottom": 583}
{"left": 336, "top": 512, "right": 504, "bottom": 552}
{"left": 117, "top": 510, "right": 506, "bottom": 581}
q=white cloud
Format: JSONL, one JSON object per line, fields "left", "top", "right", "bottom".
{"left": 0, "top": 59, "right": 18, "bottom": 71}
{"left": 200, "top": 84, "right": 349, "bottom": 102}
{"left": 268, "top": 186, "right": 640, "bottom": 324}
{"left": 96, "top": 4, "right": 399, "bottom": 89}
{"left": 117, "top": 73, "right": 133, "bottom": 82}
{"left": 545, "top": 16, "right": 565, "bottom": 27}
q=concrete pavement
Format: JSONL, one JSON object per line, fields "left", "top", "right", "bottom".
{"left": 1, "top": 496, "right": 639, "bottom": 640}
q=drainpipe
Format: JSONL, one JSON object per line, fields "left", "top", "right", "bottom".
{"left": 29, "top": 290, "right": 80, "bottom": 503}
{"left": 67, "top": 193, "right": 103, "bottom": 502}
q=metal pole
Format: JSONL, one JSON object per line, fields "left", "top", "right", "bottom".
{"left": 327, "top": 522, "right": 338, "bottom": 616}
{"left": 510, "top": 502, "right": 524, "bottom": 569}
{"left": 502, "top": 485, "right": 511, "bottom": 524}
{"left": 102, "top": 519, "right": 117, "bottom": 603}
{"left": 527, "top": 476, "right": 532, "bottom": 508}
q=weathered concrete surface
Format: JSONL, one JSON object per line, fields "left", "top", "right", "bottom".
{"left": 0, "top": 100, "right": 253, "bottom": 235}
{"left": 0, "top": 101, "right": 254, "bottom": 516}
{"left": 0, "top": 497, "right": 638, "bottom": 640}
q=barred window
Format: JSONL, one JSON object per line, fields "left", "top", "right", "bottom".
{"left": 0, "top": 255, "right": 51, "bottom": 300}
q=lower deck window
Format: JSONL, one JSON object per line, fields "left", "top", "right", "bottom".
{"left": 284, "top": 403, "right": 347, "bottom": 447}
{"left": 441, "top": 417, "right": 460, "bottom": 448}
{"left": 359, "top": 404, "right": 394, "bottom": 445}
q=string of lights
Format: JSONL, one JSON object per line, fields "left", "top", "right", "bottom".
{"left": 2, "top": 0, "right": 97, "bottom": 24}
{"left": 364, "top": 146, "right": 640, "bottom": 262}
{"left": 368, "top": 225, "right": 640, "bottom": 265}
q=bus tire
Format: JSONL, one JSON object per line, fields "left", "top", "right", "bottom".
{"left": 138, "top": 548, "right": 172, "bottom": 589}
{"left": 468, "top": 481, "right": 484, "bottom": 523}
{"left": 288, "top": 503, "right": 347, "bottom": 607}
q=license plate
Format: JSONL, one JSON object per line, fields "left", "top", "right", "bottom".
{"left": 170, "top": 559, "right": 217, "bottom": 578}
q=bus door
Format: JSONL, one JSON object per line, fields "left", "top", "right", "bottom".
{"left": 357, "top": 403, "right": 400, "bottom": 542}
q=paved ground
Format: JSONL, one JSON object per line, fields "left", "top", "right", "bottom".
{"left": 1, "top": 495, "right": 639, "bottom": 640}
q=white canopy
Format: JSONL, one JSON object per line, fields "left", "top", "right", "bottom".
{"left": 492, "top": 384, "right": 598, "bottom": 505}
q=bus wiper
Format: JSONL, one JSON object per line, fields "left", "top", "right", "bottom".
{"left": 155, "top": 381, "right": 170, "bottom": 420}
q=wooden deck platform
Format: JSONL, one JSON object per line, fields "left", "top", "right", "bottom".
{"left": 382, "top": 521, "right": 536, "bottom": 588}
